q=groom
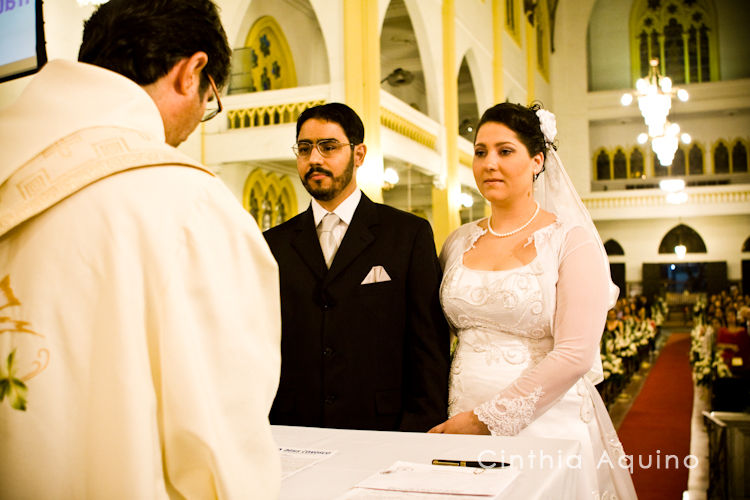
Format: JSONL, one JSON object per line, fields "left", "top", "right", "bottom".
{"left": 264, "top": 103, "right": 449, "bottom": 431}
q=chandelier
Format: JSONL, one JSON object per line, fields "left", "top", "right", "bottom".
{"left": 621, "top": 59, "right": 690, "bottom": 166}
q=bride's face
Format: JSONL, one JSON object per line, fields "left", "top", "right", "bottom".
{"left": 473, "top": 122, "right": 544, "bottom": 205}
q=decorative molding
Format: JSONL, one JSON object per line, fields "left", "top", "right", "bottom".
{"left": 226, "top": 99, "right": 325, "bottom": 130}
{"left": 380, "top": 107, "right": 437, "bottom": 150}
{"left": 583, "top": 188, "right": 750, "bottom": 211}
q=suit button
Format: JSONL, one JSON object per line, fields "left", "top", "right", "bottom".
{"left": 323, "top": 347, "right": 334, "bottom": 357}
{"left": 322, "top": 303, "right": 331, "bottom": 311}
{"left": 325, "top": 395, "right": 336, "bottom": 405}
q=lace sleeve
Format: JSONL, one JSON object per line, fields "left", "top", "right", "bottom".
{"left": 474, "top": 387, "right": 543, "bottom": 435}
{"left": 473, "top": 226, "right": 609, "bottom": 436}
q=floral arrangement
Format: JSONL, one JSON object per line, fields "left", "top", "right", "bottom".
{"left": 600, "top": 317, "right": 658, "bottom": 381}
{"left": 689, "top": 323, "right": 731, "bottom": 387}
{"left": 651, "top": 297, "right": 668, "bottom": 327}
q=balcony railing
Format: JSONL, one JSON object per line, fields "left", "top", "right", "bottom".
{"left": 591, "top": 173, "right": 750, "bottom": 192}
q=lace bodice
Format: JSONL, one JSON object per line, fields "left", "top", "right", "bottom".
{"left": 441, "top": 259, "right": 548, "bottom": 340}
{"left": 439, "top": 219, "right": 610, "bottom": 436}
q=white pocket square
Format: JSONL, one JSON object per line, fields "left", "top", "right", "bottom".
{"left": 361, "top": 265, "right": 391, "bottom": 285}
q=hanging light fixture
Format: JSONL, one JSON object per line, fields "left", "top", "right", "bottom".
{"left": 621, "top": 58, "right": 690, "bottom": 166}
{"left": 660, "top": 178, "right": 687, "bottom": 204}
{"left": 459, "top": 192, "right": 474, "bottom": 208}
{"left": 383, "top": 167, "right": 400, "bottom": 190}
{"left": 674, "top": 244, "right": 687, "bottom": 259}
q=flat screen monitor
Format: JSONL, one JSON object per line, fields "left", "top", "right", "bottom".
{"left": 0, "top": 0, "right": 47, "bottom": 83}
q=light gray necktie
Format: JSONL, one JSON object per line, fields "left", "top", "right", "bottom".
{"left": 319, "top": 213, "right": 341, "bottom": 268}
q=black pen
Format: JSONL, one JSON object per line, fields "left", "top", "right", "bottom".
{"left": 432, "top": 459, "right": 510, "bottom": 468}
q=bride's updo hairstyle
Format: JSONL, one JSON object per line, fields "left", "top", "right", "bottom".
{"left": 474, "top": 102, "right": 548, "bottom": 176}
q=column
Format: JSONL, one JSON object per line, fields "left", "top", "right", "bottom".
{"left": 431, "top": 0, "right": 462, "bottom": 248}
{"left": 344, "top": 0, "right": 384, "bottom": 202}
{"left": 492, "top": 0, "right": 505, "bottom": 103}
{"left": 525, "top": 13, "right": 535, "bottom": 103}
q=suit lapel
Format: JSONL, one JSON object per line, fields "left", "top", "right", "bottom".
{"left": 291, "top": 206, "right": 327, "bottom": 279}
{"left": 324, "top": 194, "right": 378, "bottom": 285}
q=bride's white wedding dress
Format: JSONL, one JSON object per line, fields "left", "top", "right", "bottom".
{"left": 440, "top": 219, "right": 637, "bottom": 499}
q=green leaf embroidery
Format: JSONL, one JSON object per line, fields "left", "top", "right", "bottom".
{"left": 0, "top": 349, "right": 28, "bottom": 411}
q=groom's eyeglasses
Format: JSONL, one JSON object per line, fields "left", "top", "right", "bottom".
{"left": 292, "top": 140, "right": 354, "bottom": 158}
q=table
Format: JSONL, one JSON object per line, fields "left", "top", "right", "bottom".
{"left": 273, "top": 425, "right": 583, "bottom": 499}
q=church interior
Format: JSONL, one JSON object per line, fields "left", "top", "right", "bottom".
{"left": 1, "top": 0, "right": 749, "bottom": 498}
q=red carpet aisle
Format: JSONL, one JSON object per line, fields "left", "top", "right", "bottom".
{"left": 617, "top": 333, "right": 693, "bottom": 499}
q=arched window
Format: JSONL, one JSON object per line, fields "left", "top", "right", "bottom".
{"left": 604, "top": 239, "right": 625, "bottom": 256}
{"left": 653, "top": 152, "right": 669, "bottom": 177}
{"left": 457, "top": 56, "right": 479, "bottom": 141}
{"left": 535, "top": 0, "right": 550, "bottom": 79}
{"left": 732, "top": 141, "right": 748, "bottom": 173}
{"left": 658, "top": 224, "right": 707, "bottom": 254}
{"left": 743, "top": 236, "right": 750, "bottom": 253}
{"left": 672, "top": 147, "right": 686, "bottom": 175}
{"left": 231, "top": 16, "right": 297, "bottom": 94}
{"left": 688, "top": 144, "right": 704, "bottom": 175}
{"left": 630, "top": 0, "right": 718, "bottom": 84}
{"left": 243, "top": 169, "right": 298, "bottom": 229}
{"left": 381, "top": 0, "right": 430, "bottom": 116}
{"left": 506, "top": 0, "right": 519, "bottom": 38}
{"left": 663, "top": 18, "right": 685, "bottom": 82}
{"left": 613, "top": 149, "right": 627, "bottom": 179}
{"left": 630, "top": 148, "right": 645, "bottom": 178}
{"left": 714, "top": 141, "right": 729, "bottom": 174}
{"left": 596, "top": 150, "right": 611, "bottom": 180}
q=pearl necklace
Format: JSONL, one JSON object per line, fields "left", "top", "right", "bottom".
{"left": 487, "top": 202, "right": 540, "bottom": 238}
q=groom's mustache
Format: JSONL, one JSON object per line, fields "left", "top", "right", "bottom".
{"left": 305, "top": 167, "right": 333, "bottom": 180}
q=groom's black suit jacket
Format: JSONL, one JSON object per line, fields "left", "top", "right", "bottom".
{"left": 264, "top": 193, "right": 449, "bottom": 431}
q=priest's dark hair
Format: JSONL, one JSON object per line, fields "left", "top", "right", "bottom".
{"left": 78, "top": 0, "right": 231, "bottom": 94}
{"left": 296, "top": 103, "right": 365, "bottom": 146}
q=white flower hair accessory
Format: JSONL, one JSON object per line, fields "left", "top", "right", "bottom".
{"left": 536, "top": 108, "right": 557, "bottom": 145}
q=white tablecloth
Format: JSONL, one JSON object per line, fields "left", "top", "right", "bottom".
{"left": 272, "top": 425, "right": 583, "bottom": 499}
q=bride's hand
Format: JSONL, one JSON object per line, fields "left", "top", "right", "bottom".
{"left": 427, "top": 411, "right": 490, "bottom": 435}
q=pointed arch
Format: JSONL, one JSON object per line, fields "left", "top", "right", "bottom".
{"left": 613, "top": 148, "right": 627, "bottom": 179}
{"left": 629, "top": 0, "right": 719, "bottom": 84}
{"left": 229, "top": 16, "right": 297, "bottom": 94}
{"left": 732, "top": 140, "right": 748, "bottom": 173}
{"left": 594, "top": 148, "right": 612, "bottom": 180}
{"left": 505, "top": 0, "right": 522, "bottom": 43}
{"left": 672, "top": 146, "right": 686, "bottom": 175}
{"left": 688, "top": 143, "right": 704, "bottom": 175}
{"left": 535, "top": 0, "right": 551, "bottom": 80}
{"left": 380, "top": 0, "right": 430, "bottom": 116}
{"left": 629, "top": 146, "right": 645, "bottom": 178}
{"left": 242, "top": 169, "right": 298, "bottom": 230}
{"left": 457, "top": 54, "right": 480, "bottom": 141}
{"left": 713, "top": 140, "right": 730, "bottom": 174}
{"left": 743, "top": 236, "right": 750, "bottom": 253}
{"left": 658, "top": 224, "right": 707, "bottom": 254}
{"left": 604, "top": 239, "right": 625, "bottom": 256}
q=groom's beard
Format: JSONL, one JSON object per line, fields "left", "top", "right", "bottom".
{"left": 302, "top": 154, "right": 355, "bottom": 202}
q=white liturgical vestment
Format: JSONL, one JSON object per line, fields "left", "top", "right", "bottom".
{"left": 0, "top": 61, "right": 281, "bottom": 499}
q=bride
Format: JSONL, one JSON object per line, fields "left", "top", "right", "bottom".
{"left": 428, "top": 103, "right": 637, "bottom": 499}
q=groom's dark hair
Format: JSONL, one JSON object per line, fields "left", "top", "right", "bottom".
{"left": 296, "top": 103, "right": 365, "bottom": 145}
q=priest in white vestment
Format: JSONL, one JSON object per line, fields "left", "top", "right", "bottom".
{"left": 0, "top": 1, "right": 281, "bottom": 498}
